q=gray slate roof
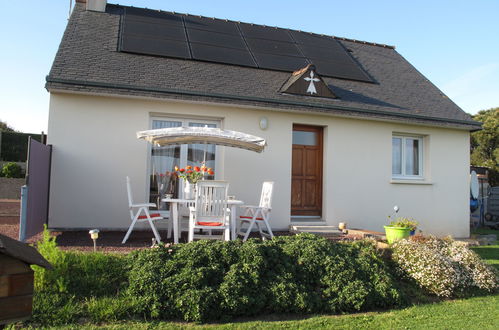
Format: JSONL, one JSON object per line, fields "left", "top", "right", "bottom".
{"left": 46, "top": 3, "right": 480, "bottom": 130}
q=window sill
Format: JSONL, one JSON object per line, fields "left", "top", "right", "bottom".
{"left": 390, "top": 179, "right": 433, "bottom": 185}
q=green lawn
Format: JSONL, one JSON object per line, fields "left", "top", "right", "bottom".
{"left": 472, "top": 228, "right": 499, "bottom": 270}
{"left": 46, "top": 294, "right": 499, "bottom": 329}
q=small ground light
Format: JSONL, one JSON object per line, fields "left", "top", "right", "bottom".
{"left": 89, "top": 229, "right": 99, "bottom": 252}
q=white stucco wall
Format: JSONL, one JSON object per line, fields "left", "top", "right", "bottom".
{"left": 47, "top": 92, "right": 471, "bottom": 237}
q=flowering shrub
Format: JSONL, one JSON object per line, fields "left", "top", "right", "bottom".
{"left": 392, "top": 236, "right": 498, "bottom": 297}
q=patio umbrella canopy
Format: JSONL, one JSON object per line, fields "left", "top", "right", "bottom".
{"left": 137, "top": 126, "right": 266, "bottom": 153}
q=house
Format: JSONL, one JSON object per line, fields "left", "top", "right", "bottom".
{"left": 45, "top": 0, "right": 481, "bottom": 238}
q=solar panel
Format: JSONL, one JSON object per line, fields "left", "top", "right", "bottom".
{"left": 190, "top": 43, "right": 257, "bottom": 67}
{"left": 314, "top": 58, "right": 371, "bottom": 82}
{"left": 121, "top": 8, "right": 191, "bottom": 59}
{"left": 125, "top": 8, "right": 183, "bottom": 27}
{"left": 245, "top": 38, "right": 302, "bottom": 57}
{"left": 252, "top": 53, "right": 309, "bottom": 72}
{"left": 121, "top": 34, "right": 191, "bottom": 58}
{"left": 123, "top": 18, "right": 187, "bottom": 42}
{"left": 187, "top": 28, "right": 247, "bottom": 50}
{"left": 119, "top": 7, "right": 374, "bottom": 83}
{"left": 184, "top": 16, "right": 240, "bottom": 35}
{"left": 240, "top": 23, "right": 294, "bottom": 42}
{"left": 289, "top": 30, "right": 340, "bottom": 49}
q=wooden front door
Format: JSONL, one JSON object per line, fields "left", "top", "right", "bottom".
{"left": 291, "top": 125, "right": 323, "bottom": 216}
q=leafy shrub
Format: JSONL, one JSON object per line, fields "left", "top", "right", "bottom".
{"left": 1, "top": 161, "right": 23, "bottom": 178}
{"left": 34, "top": 228, "right": 128, "bottom": 297}
{"left": 392, "top": 236, "right": 499, "bottom": 297}
{"left": 126, "top": 234, "right": 402, "bottom": 322}
{"left": 31, "top": 228, "right": 130, "bottom": 325}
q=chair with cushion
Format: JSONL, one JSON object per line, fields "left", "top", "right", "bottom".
{"left": 188, "top": 180, "right": 230, "bottom": 242}
{"left": 122, "top": 176, "right": 172, "bottom": 244}
{"left": 237, "top": 181, "right": 274, "bottom": 241}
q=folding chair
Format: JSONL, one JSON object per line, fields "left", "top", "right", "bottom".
{"left": 122, "top": 176, "right": 172, "bottom": 244}
{"left": 237, "top": 181, "right": 274, "bottom": 241}
{"left": 188, "top": 180, "right": 230, "bottom": 242}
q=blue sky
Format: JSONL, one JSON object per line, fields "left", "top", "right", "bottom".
{"left": 1, "top": 0, "right": 498, "bottom": 133}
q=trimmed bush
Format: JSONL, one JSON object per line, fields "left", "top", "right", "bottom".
{"left": 392, "top": 236, "right": 499, "bottom": 297}
{"left": 1, "top": 162, "right": 23, "bottom": 178}
{"left": 126, "top": 235, "right": 402, "bottom": 322}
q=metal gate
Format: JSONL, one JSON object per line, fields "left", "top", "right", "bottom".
{"left": 19, "top": 137, "right": 52, "bottom": 241}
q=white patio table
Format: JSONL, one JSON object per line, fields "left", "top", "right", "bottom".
{"left": 161, "top": 198, "right": 244, "bottom": 243}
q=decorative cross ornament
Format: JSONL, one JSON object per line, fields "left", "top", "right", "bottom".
{"left": 304, "top": 70, "right": 320, "bottom": 94}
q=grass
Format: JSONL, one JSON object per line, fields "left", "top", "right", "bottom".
{"left": 471, "top": 228, "right": 499, "bottom": 271}
{"left": 40, "top": 294, "right": 499, "bottom": 329}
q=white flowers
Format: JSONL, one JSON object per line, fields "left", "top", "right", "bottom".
{"left": 392, "top": 236, "right": 498, "bottom": 297}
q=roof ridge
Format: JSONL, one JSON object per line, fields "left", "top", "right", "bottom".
{"left": 108, "top": 3, "right": 395, "bottom": 49}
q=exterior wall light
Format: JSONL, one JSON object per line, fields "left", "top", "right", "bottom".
{"left": 259, "top": 117, "right": 268, "bottom": 130}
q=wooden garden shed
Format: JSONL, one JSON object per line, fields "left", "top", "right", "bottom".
{"left": 0, "top": 233, "right": 51, "bottom": 325}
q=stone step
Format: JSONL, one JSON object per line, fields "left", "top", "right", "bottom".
{"left": 290, "top": 225, "right": 343, "bottom": 235}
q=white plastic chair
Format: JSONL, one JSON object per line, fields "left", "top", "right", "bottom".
{"left": 188, "top": 180, "right": 230, "bottom": 242}
{"left": 237, "top": 181, "right": 274, "bottom": 241}
{"left": 122, "top": 176, "right": 172, "bottom": 244}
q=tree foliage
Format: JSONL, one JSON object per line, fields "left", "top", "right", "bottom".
{"left": 0, "top": 120, "right": 17, "bottom": 132}
{"left": 471, "top": 107, "right": 499, "bottom": 186}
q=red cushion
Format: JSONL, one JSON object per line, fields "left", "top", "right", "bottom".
{"left": 138, "top": 213, "right": 162, "bottom": 220}
{"left": 240, "top": 215, "right": 264, "bottom": 220}
{"left": 197, "top": 221, "right": 223, "bottom": 226}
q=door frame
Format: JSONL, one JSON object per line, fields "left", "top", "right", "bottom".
{"left": 291, "top": 124, "right": 324, "bottom": 217}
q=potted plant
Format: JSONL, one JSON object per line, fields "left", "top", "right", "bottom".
{"left": 384, "top": 217, "right": 418, "bottom": 244}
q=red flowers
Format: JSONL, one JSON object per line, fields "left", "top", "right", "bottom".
{"left": 174, "top": 163, "right": 215, "bottom": 183}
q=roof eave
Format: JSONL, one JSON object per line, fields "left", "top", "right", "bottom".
{"left": 45, "top": 76, "right": 482, "bottom": 131}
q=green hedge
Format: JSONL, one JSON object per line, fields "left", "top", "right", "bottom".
{"left": 126, "top": 236, "right": 402, "bottom": 321}
{"left": 30, "top": 233, "right": 403, "bottom": 326}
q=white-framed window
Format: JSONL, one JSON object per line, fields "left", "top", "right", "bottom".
{"left": 392, "top": 135, "right": 423, "bottom": 179}
{"left": 148, "top": 117, "right": 220, "bottom": 208}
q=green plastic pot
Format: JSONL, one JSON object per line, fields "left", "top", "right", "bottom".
{"left": 384, "top": 226, "right": 411, "bottom": 244}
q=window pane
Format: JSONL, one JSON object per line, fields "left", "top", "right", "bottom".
{"left": 150, "top": 120, "right": 182, "bottom": 209}
{"left": 392, "top": 137, "right": 402, "bottom": 175}
{"left": 293, "top": 131, "right": 317, "bottom": 146}
{"left": 188, "top": 122, "right": 216, "bottom": 178}
{"left": 405, "top": 138, "right": 419, "bottom": 175}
